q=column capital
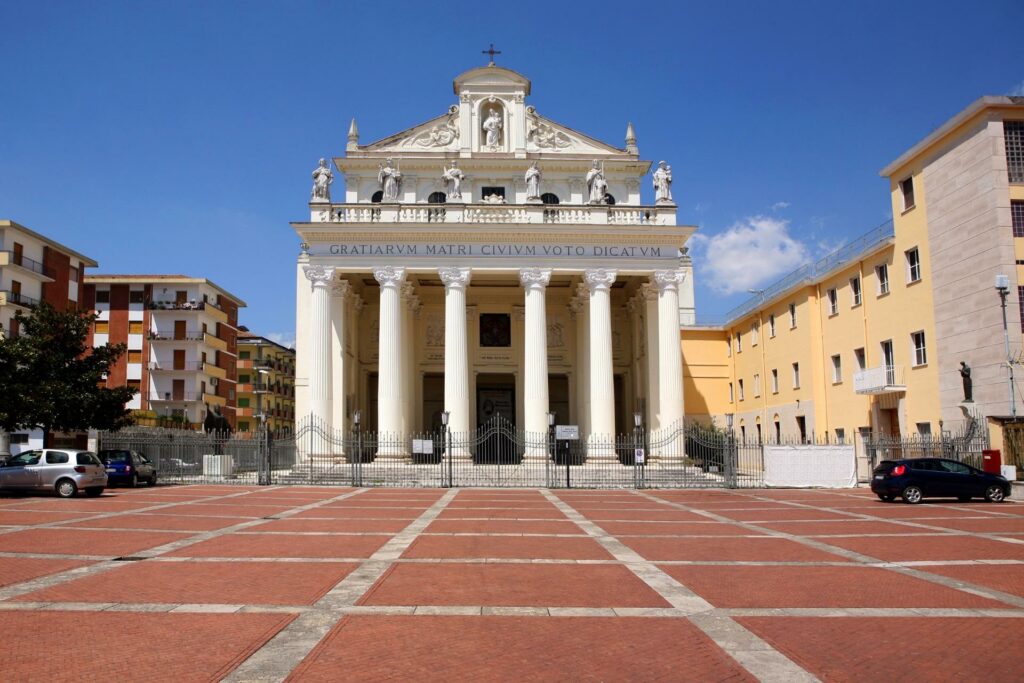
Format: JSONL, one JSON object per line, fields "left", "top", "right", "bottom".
{"left": 439, "top": 267, "right": 472, "bottom": 290}
{"left": 519, "top": 267, "right": 552, "bottom": 291}
{"left": 303, "top": 264, "right": 335, "bottom": 288}
{"left": 373, "top": 266, "right": 406, "bottom": 289}
{"left": 330, "top": 280, "right": 351, "bottom": 298}
{"left": 584, "top": 268, "right": 617, "bottom": 293}
{"left": 653, "top": 269, "right": 686, "bottom": 293}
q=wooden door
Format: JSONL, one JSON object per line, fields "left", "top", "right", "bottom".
{"left": 173, "top": 349, "right": 186, "bottom": 371}
{"left": 174, "top": 320, "right": 186, "bottom": 340}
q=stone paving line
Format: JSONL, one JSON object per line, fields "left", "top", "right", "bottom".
{"left": 635, "top": 490, "right": 1024, "bottom": 610}
{"left": 0, "top": 487, "right": 371, "bottom": 602}
{"left": 539, "top": 489, "right": 819, "bottom": 683}
{"left": 222, "top": 488, "right": 459, "bottom": 683}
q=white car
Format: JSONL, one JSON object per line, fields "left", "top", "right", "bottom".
{"left": 0, "top": 449, "right": 107, "bottom": 498}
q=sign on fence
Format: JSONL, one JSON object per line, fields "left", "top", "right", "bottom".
{"left": 555, "top": 425, "right": 579, "bottom": 441}
{"left": 634, "top": 448, "right": 645, "bottom": 464}
{"left": 412, "top": 439, "right": 434, "bottom": 454}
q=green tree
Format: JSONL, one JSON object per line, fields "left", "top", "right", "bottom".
{"left": 0, "top": 303, "right": 136, "bottom": 437}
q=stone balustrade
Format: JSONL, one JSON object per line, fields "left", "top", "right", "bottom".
{"left": 311, "top": 202, "right": 676, "bottom": 226}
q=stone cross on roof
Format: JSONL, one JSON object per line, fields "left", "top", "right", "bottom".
{"left": 481, "top": 43, "right": 501, "bottom": 66}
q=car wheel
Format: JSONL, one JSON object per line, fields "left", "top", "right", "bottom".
{"left": 84, "top": 487, "right": 104, "bottom": 497}
{"left": 55, "top": 479, "right": 78, "bottom": 498}
{"left": 901, "top": 485, "right": 923, "bottom": 504}
{"left": 984, "top": 485, "right": 1006, "bottom": 503}
{"left": 129, "top": 474, "right": 138, "bottom": 488}
{"left": 147, "top": 475, "right": 157, "bottom": 487}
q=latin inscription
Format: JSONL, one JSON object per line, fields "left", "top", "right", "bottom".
{"left": 320, "top": 243, "right": 671, "bottom": 258}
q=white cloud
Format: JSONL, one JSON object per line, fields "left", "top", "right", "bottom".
{"left": 265, "top": 332, "right": 296, "bottom": 349}
{"left": 1009, "top": 81, "right": 1024, "bottom": 96}
{"left": 691, "top": 216, "right": 811, "bottom": 295}
{"left": 770, "top": 201, "right": 790, "bottom": 211}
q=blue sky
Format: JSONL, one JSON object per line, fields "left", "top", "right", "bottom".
{"left": 2, "top": 1, "right": 1021, "bottom": 344}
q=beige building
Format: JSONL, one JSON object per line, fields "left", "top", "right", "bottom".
{"left": 236, "top": 332, "right": 296, "bottom": 434}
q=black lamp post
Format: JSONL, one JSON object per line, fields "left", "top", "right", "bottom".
{"left": 633, "top": 411, "right": 644, "bottom": 487}
{"left": 441, "top": 410, "right": 451, "bottom": 487}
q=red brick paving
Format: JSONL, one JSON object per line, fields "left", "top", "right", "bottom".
{"left": 402, "top": 535, "right": 613, "bottom": 560}
{"left": 359, "top": 563, "right": 669, "bottom": 607}
{"left": 738, "top": 617, "right": 1024, "bottom": 683}
{"left": 618, "top": 535, "right": 853, "bottom": 562}
{"left": 0, "top": 610, "right": 294, "bottom": 682}
{"left": 659, "top": 564, "right": 1012, "bottom": 608}
{"left": 711, "top": 507, "right": 859, "bottom": 521}
{"left": 0, "top": 556, "right": 92, "bottom": 588}
{"left": 17, "top": 560, "right": 359, "bottom": 606}
{"left": 573, "top": 508, "right": 709, "bottom": 522}
{"left": 0, "top": 510, "right": 87, "bottom": 525}
{"left": 911, "top": 563, "right": 1024, "bottom": 598}
{"left": 64, "top": 513, "right": 244, "bottom": 531}
{"left": 436, "top": 506, "right": 565, "bottom": 519}
{"left": 289, "top": 615, "right": 754, "bottom": 682}
{"left": 756, "top": 520, "right": 933, "bottom": 536}
{"left": 166, "top": 533, "right": 393, "bottom": 558}
{"left": 293, "top": 506, "right": 422, "bottom": 519}
{"left": 0, "top": 528, "right": 187, "bottom": 556}
{"left": 595, "top": 520, "right": 768, "bottom": 536}
{"left": 819, "top": 534, "right": 1024, "bottom": 561}
{"left": 251, "top": 517, "right": 412, "bottom": 533}
{"left": 154, "top": 503, "right": 293, "bottom": 518}
{"left": 447, "top": 499, "right": 557, "bottom": 508}
{"left": 424, "top": 518, "right": 583, "bottom": 534}
{"left": 912, "top": 516, "right": 1024, "bottom": 533}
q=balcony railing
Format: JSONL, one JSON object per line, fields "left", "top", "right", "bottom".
{"left": 149, "top": 330, "right": 205, "bottom": 342}
{"left": 148, "top": 361, "right": 203, "bottom": 372}
{"left": 148, "top": 299, "right": 225, "bottom": 313}
{"left": 151, "top": 391, "right": 202, "bottom": 402}
{"left": 0, "top": 251, "right": 52, "bottom": 277}
{"left": 314, "top": 202, "right": 677, "bottom": 227}
{"left": 0, "top": 290, "right": 39, "bottom": 308}
{"left": 854, "top": 365, "right": 906, "bottom": 395}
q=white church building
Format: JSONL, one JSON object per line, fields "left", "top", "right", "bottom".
{"left": 292, "top": 63, "right": 695, "bottom": 459}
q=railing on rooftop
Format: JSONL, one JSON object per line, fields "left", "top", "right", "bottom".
{"left": 697, "top": 220, "right": 895, "bottom": 327}
{"left": 314, "top": 202, "right": 677, "bottom": 227}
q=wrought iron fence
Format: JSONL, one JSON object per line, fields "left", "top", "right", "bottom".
{"left": 862, "top": 423, "right": 989, "bottom": 470}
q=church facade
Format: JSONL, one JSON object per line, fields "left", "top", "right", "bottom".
{"left": 292, "top": 64, "right": 695, "bottom": 458}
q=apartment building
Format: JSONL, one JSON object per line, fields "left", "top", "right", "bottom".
{"left": 235, "top": 331, "right": 296, "bottom": 434}
{"left": 83, "top": 276, "right": 246, "bottom": 428}
{"left": 681, "top": 95, "right": 1024, "bottom": 443}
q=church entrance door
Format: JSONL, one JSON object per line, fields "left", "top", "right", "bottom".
{"left": 476, "top": 374, "right": 517, "bottom": 464}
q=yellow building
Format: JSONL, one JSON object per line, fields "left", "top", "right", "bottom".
{"left": 235, "top": 331, "right": 296, "bottom": 434}
{"left": 683, "top": 95, "right": 1024, "bottom": 448}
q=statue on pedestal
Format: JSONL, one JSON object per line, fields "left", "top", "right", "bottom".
{"left": 203, "top": 403, "right": 233, "bottom": 455}
{"left": 311, "top": 158, "right": 334, "bottom": 203}
{"left": 378, "top": 158, "right": 402, "bottom": 201}
{"left": 441, "top": 161, "right": 465, "bottom": 200}
{"left": 960, "top": 361, "right": 973, "bottom": 402}
{"left": 525, "top": 162, "right": 542, "bottom": 200}
{"left": 653, "top": 160, "right": 673, "bottom": 204}
{"left": 586, "top": 160, "right": 607, "bottom": 204}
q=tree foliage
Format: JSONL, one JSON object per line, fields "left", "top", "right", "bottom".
{"left": 0, "top": 303, "right": 136, "bottom": 433}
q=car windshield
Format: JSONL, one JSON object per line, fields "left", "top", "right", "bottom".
{"left": 98, "top": 451, "right": 130, "bottom": 464}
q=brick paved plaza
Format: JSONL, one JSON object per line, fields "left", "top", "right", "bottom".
{"left": 0, "top": 485, "right": 1021, "bottom": 681}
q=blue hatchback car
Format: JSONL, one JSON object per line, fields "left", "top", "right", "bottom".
{"left": 871, "top": 457, "right": 1010, "bottom": 504}
{"left": 97, "top": 449, "right": 157, "bottom": 487}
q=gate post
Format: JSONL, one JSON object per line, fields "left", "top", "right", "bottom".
{"left": 725, "top": 419, "right": 738, "bottom": 489}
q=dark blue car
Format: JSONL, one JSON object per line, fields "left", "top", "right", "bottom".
{"left": 97, "top": 449, "right": 157, "bottom": 487}
{"left": 871, "top": 457, "right": 1010, "bottom": 504}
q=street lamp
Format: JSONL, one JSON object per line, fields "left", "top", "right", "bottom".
{"left": 440, "top": 410, "right": 451, "bottom": 487}
{"left": 995, "top": 274, "right": 1017, "bottom": 417}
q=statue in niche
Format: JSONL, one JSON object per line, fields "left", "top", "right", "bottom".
{"left": 310, "top": 158, "right": 333, "bottom": 203}
{"left": 586, "top": 160, "right": 607, "bottom": 204}
{"left": 960, "top": 361, "right": 973, "bottom": 402}
{"left": 653, "top": 160, "right": 674, "bottom": 204}
{"left": 441, "top": 161, "right": 465, "bottom": 200}
{"left": 377, "top": 158, "right": 402, "bottom": 201}
{"left": 525, "top": 162, "right": 542, "bottom": 200}
{"left": 547, "top": 320, "right": 564, "bottom": 348}
{"left": 482, "top": 107, "right": 503, "bottom": 148}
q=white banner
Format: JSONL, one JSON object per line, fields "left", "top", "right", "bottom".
{"left": 763, "top": 445, "right": 857, "bottom": 488}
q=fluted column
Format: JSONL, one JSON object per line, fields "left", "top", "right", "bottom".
{"left": 654, "top": 270, "right": 686, "bottom": 444}
{"left": 520, "top": 268, "right": 552, "bottom": 459}
{"left": 585, "top": 269, "right": 617, "bottom": 460}
{"left": 330, "top": 280, "right": 350, "bottom": 453}
{"left": 440, "top": 267, "right": 472, "bottom": 458}
{"left": 374, "top": 266, "right": 407, "bottom": 457}
{"left": 573, "top": 284, "right": 591, "bottom": 443}
{"left": 303, "top": 265, "right": 334, "bottom": 431}
{"left": 400, "top": 282, "right": 415, "bottom": 438}
{"left": 641, "top": 283, "right": 661, "bottom": 434}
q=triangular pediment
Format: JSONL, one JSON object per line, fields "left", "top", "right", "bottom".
{"left": 362, "top": 109, "right": 461, "bottom": 152}
{"left": 526, "top": 113, "right": 626, "bottom": 156}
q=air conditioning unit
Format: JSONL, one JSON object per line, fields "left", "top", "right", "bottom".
{"left": 210, "top": 377, "right": 219, "bottom": 386}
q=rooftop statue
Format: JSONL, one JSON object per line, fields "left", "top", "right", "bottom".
{"left": 441, "top": 161, "right": 465, "bottom": 200}
{"left": 378, "top": 158, "right": 402, "bottom": 201}
{"left": 525, "top": 162, "right": 542, "bottom": 200}
{"left": 653, "top": 160, "right": 673, "bottom": 204}
{"left": 310, "top": 158, "right": 333, "bottom": 203}
{"left": 586, "top": 161, "right": 607, "bottom": 204}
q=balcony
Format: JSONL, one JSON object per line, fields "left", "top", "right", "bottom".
{"left": 0, "top": 251, "right": 54, "bottom": 280}
{"left": 854, "top": 365, "right": 906, "bottom": 395}
{"left": 150, "top": 330, "right": 204, "bottom": 342}
{"left": 151, "top": 391, "right": 202, "bottom": 402}
{"left": 203, "top": 362, "right": 227, "bottom": 380}
{"left": 148, "top": 361, "right": 203, "bottom": 372}
{"left": 0, "top": 290, "right": 39, "bottom": 308}
{"left": 204, "top": 333, "right": 228, "bottom": 352}
{"left": 237, "top": 359, "right": 254, "bottom": 370}
{"left": 314, "top": 202, "right": 677, "bottom": 227}
{"left": 149, "top": 300, "right": 228, "bottom": 324}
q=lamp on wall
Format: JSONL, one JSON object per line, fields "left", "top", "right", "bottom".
{"left": 353, "top": 409, "right": 361, "bottom": 427}
{"left": 725, "top": 413, "right": 734, "bottom": 429}
{"left": 440, "top": 410, "right": 449, "bottom": 427}
{"left": 633, "top": 411, "right": 642, "bottom": 428}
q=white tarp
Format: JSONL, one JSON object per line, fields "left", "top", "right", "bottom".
{"left": 763, "top": 445, "right": 857, "bottom": 488}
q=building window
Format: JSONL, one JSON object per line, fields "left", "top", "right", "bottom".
{"left": 736, "top": 332, "right": 742, "bottom": 353}
{"left": 68, "top": 267, "right": 79, "bottom": 283}
{"left": 827, "top": 288, "right": 838, "bottom": 316}
{"left": 127, "top": 350, "right": 142, "bottom": 364}
{"left": 905, "top": 248, "right": 921, "bottom": 283}
{"left": 239, "top": 351, "right": 250, "bottom": 360}
{"left": 238, "top": 398, "right": 250, "bottom": 408}
{"left": 751, "top": 322, "right": 759, "bottom": 346}
{"left": 796, "top": 415, "right": 807, "bottom": 443}
{"left": 1012, "top": 201, "right": 1024, "bottom": 237}
{"left": 728, "top": 382, "right": 734, "bottom": 403}
{"left": 480, "top": 186, "right": 506, "bottom": 201}
{"left": 738, "top": 379, "right": 745, "bottom": 401}
{"left": 832, "top": 354, "right": 842, "bottom": 383}
{"left": 911, "top": 330, "right": 927, "bottom": 366}
{"left": 479, "top": 313, "right": 511, "bottom": 347}
{"left": 753, "top": 373, "right": 761, "bottom": 397}
{"left": 95, "top": 289, "right": 110, "bottom": 304}
{"left": 129, "top": 290, "right": 144, "bottom": 304}
{"left": 876, "top": 264, "right": 890, "bottom": 295}
{"left": 726, "top": 335, "right": 732, "bottom": 357}
{"left": 126, "top": 379, "right": 141, "bottom": 394}
{"left": 899, "top": 176, "right": 916, "bottom": 211}
{"left": 789, "top": 303, "right": 797, "bottom": 328}
{"left": 95, "top": 321, "right": 109, "bottom": 334}
{"left": 1006, "top": 121, "right": 1024, "bottom": 184}
{"left": 239, "top": 374, "right": 250, "bottom": 383}
{"left": 540, "top": 193, "right": 560, "bottom": 205}
{"left": 850, "top": 277, "right": 862, "bottom": 306}
{"left": 771, "top": 368, "right": 778, "bottom": 394}
{"left": 917, "top": 422, "right": 932, "bottom": 438}
{"left": 835, "top": 428, "right": 846, "bottom": 444}
{"left": 427, "top": 191, "right": 446, "bottom": 204}
{"left": 128, "top": 321, "right": 143, "bottom": 335}
{"left": 768, "top": 314, "right": 776, "bottom": 338}
{"left": 792, "top": 362, "right": 801, "bottom": 389}
{"left": 371, "top": 190, "right": 384, "bottom": 203}
{"left": 854, "top": 347, "right": 866, "bottom": 371}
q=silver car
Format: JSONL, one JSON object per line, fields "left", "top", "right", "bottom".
{"left": 0, "top": 449, "right": 108, "bottom": 498}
